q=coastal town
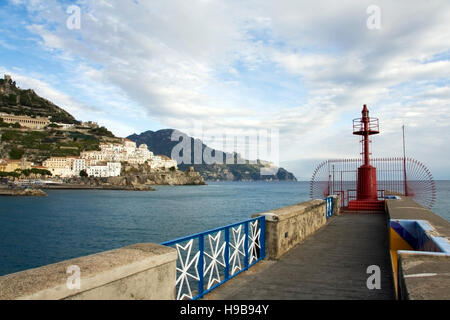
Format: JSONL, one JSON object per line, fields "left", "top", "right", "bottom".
{"left": 0, "top": 73, "right": 293, "bottom": 192}
{"left": 0, "top": 139, "right": 177, "bottom": 178}
{"left": 0, "top": 114, "right": 178, "bottom": 179}
{"left": 0, "top": 80, "right": 199, "bottom": 195}
{"left": 0, "top": 91, "right": 178, "bottom": 180}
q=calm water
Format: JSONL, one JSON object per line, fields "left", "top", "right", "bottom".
{"left": 0, "top": 181, "right": 449, "bottom": 276}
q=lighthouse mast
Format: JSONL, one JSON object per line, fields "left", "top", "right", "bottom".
{"left": 348, "top": 104, "right": 383, "bottom": 210}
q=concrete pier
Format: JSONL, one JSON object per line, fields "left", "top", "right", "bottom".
{"left": 205, "top": 214, "right": 395, "bottom": 300}
{"left": 1, "top": 195, "right": 448, "bottom": 300}
{"left": 204, "top": 197, "right": 450, "bottom": 300}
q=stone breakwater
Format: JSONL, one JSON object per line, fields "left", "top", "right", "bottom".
{"left": 0, "top": 188, "right": 47, "bottom": 196}
{"left": 61, "top": 170, "right": 206, "bottom": 189}
{"left": 41, "top": 184, "right": 156, "bottom": 191}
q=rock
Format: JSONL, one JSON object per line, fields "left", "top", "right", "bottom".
{"left": 60, "top": 169, "right": 205, "bottom": 189}
{"left": 0, "top": 188, "right": 47, "bottom": 196}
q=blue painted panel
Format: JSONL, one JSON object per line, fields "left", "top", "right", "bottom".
{"left": 390, "top": 220, "right": 418, "bottom": 249}
{"left": 390, "top": 219, "right": 450, "bottom": 253}
{"left": 431, "top": 237, "right": 450, "bottom": 253}
{"left": 324, "top": 196, "right": 334, "bottom": 219}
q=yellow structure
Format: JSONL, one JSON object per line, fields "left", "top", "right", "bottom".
{"left": 0, "top": 112, "right": 50, "bottom": 129}
{"left": 390, "top": 226, "right": 414, "bottom": 299}
{"left": 42, "top": 157, "right": 73, "bottom": 177}
{"left": 0, "top": 159, "right": 32, "bottom": 172}
{"left": 43, "top": 157, "right": 70, "bottom": 169}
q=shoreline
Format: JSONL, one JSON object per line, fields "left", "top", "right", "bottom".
{"left": 40, "top": 184, "right": 156, "bottom": 191}
{"left": 0, "top": 188, "right": 47, "bottom": 196}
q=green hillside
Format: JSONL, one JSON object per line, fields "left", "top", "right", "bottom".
{"left": 0, "top": 76, "right": 78, "bottom": 124}
{"left": 0, "top": 75, "right": 120, "bottom": 163}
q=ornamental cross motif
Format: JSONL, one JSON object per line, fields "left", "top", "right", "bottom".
{"left": 204, "top": 232, "right": 226, "bottom": 289}
{"left": 248, "top": 220, "right": 261, "bottom": 264}
{"left": 229, "top": 225, "right": 245, "bottom": 275}
{"left": 175, "top": 239, "right": 200, "bottom": 300}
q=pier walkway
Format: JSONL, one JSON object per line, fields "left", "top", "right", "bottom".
{"left": 205, "top": 213, "right": 395, "bottom": 300}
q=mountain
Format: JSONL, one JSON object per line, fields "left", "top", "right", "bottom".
{"left": 0, "top": 75, "right": 78, "bottom": 124}
{"left": 0, "top": 75, "right": 120, "bottom": 163}
{"left": 127, "top": 129, "right": 297, "bottom": 181}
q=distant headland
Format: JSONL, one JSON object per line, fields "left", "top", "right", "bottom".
{"left": 0, "top": 74, "right": 295, "bottom": 190}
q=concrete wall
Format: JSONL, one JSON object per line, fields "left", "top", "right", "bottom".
{"left": 386, "top": 197, "right": 450, "bottom": 300}
{"left": 332, "top": 195, "right": 341, "bottom": 216}
{"left": 253, "top": 197, "right": 334, "bottom": 260}
{"left": 0, "top": 243, "right": 177, "bottom": 300}
{"left": 397, "top": 252, "right": 450, "bottom": 300}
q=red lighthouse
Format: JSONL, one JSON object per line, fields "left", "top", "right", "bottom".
{"left": 348, "top": 105, "right": 384, "bottom": 211}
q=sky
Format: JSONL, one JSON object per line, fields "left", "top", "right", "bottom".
{"left": 0, "top": 0, "right": 449, "bottom": 180}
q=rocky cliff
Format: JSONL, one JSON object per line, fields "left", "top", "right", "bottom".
{"left": 127, "top": 129, "right": 297, "bottom": 182}
{"left": 64, "top": 170, "right": 205, "bottom": 188}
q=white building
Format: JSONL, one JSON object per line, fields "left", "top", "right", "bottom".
{"left": 106, "top": 162, "right": 121, "bottom": 176}
{"left": 81, "top": 140, "right": 156, "bottom": 165}
{"left": 123, "top": 139, "right": 137, "bottom": 155}
{"left": 148, "top": 155, "right": 177, "bottom": 170}
{"left": 80, "top": 150, "right": 104, "bottom": 163}
{"left": 87, "top": 162, "right": 121, "bottom": 177}
{"left": 79, "top": 140, "right": 177, "bottom": 171}
{"left": 72, "top": 159, "right": 86, "bottom": 175}
{"left": 54, "top": 123, "right": 75, "bottom": 130}
{"left": 128, "top": 143, "right": 154, "bottom": 164}
{"left": 0, "top": 112, "right": 50, "bottom": 129}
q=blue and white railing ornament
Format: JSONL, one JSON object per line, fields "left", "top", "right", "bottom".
{"left": 161, "top": 216, "right": 266, "bottom": 300}
{"left": 325, "top": 196, "right": 334, "bottom": 219}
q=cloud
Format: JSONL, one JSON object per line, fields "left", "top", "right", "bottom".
{"left": 5, "top": 0, "right": 450, "bottom": 178}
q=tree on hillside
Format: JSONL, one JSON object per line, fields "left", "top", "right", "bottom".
{"left": 9, "top": 147, "right": 24, "bottom": 159}
{"left": 80, "top": 169, "right": 88, "bottom": 177}
{"left": 0, "top": 117, "right": 9, "bottom": 128}
{"left": 88, "top": 126, "right": 115, "bottom": 137}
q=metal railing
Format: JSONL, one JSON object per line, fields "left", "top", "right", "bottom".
{"left": 352, "top": 117, "right": 379, "bottom": 134}
{"left": 325, "top": 196, "right": 334, "bottom": 219}
{"left": 310, "top": 158, "right": 436, "bottom": 209}
{"left": 161, "top": 216, "right": 266, "bottom": 300}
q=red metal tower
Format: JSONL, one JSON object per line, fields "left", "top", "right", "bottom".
{"left": 348, "top": 105, "right": 384, "bottom": 211}
{"left": 310, "top": 105, "right": 436, "bottom": 211}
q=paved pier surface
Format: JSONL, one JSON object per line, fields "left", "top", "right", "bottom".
{"left": 205, "top": 214, "right": 395, "bottom": 300}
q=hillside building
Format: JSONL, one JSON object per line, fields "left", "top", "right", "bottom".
{"left": 72, "top": 158, "right": 86, "bottom": 174}
{"left": 80, "top": 140, "right": 162, "bottom": 166}
{"left": 86, "top": 162, "right": 121, "bottom": 178}
{"left": 0, "top": 112, "right": 50, "bottom": 129}
{"left": 42, "top": 157, "right": 73, "bottom": 177}
{"left": 0, "top": 158, "right": 33, "bottom": 172}
{"left": 40, "top": 139, "right": 176, "bottom": 178}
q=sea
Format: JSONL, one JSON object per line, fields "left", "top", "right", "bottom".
{"left": 0, "top": 181, "right": 449, "bottom": 276}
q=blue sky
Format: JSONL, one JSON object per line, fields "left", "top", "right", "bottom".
{"left": 1, "top": 0, "right": 449, "bottom": 179}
